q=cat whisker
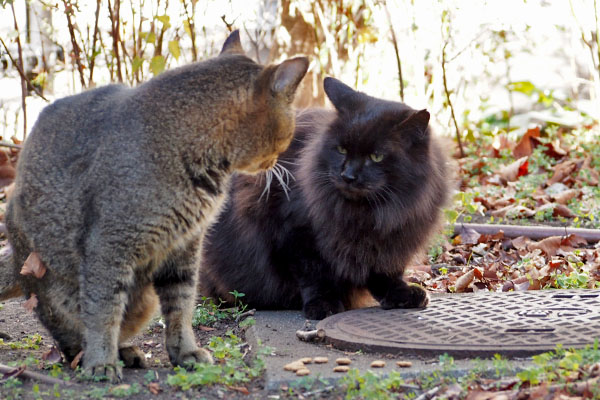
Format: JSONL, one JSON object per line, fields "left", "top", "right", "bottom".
{"left": 272, "top": 164, "right": 291, "bottom": 200}
{"left": 259, "top": 169, "right": 273, "bottom": 201}
{"left": 277, "top": 159, "right": 300, "bottom": 166}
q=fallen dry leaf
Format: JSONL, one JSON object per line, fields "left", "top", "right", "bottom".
{"left": 542, "top": 138, "right": 568, "bottom": 159}
{"left": 553, "top": 204, "right": 576, "bottom": 218}
{"left": 552, "top": 189, "right": 579, "bottom": 205}
{"left": 528, "top": 236, "right": 563, "bottom": 257}
{"left": 70, "top": 350, "right": 84, "bottom": 369}
{"left": 42, "top": 346, "right": 62, "bottom": 365}
{"left": 23, "top": 293, "right": 38, "bottom": 312}
{"left": 498, "top": 156, "right": 529, "bottom": 182}
{"left": 229, "top": 385, "right": 250, "bottom": 395}
{"left": 512, "top": 127, "right": 540, "bottom": 158}
{"left": 456, "top": 225, "right": 481, "bottom": 245}
{"left": 148, "top": 382, "right": 161, "bottom": 395}
{"left": 197, "top": 325, "right": 215, "bottom": 332}
{"left": 20, "top": 252, "right": 47, "bottom": 279}
{"left": 454, "top": 269, "right": 475, "bottom": 293}
{"left": 581, "top": 156, "right": 600, "bottom": 186}
{"left": 548, "top": 159, "right": 578, "bottom": 185}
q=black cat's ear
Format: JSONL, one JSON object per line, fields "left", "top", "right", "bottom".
{"left": 396, "top": 109, "right": 430, "bottom": 143}
{"left": 323, "top": 77, "right": 363, "bottom": 113}
{"left": 219, "top": 30, "right": 245, "bottom": 56}
{"left": 270, "top": 57, "right": 309, "bottom": 98}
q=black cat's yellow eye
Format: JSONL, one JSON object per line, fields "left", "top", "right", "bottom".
{"left": 337, "top": 146, "right": 347, "bottom": 154}
{"left": 370, "top": 153, "right": 384, "bottom": 162}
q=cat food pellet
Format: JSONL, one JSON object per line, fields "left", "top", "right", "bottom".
{"left": 314, "top": 357, "right": 329, "bottom": 364}
{"left": 396, "top": 361, "right": 413, "bottom": 368}
{"left": 336, "top": 357, "right": 352, "bottom": 365}
{"left": 283, "top": 361, "right": 305, "bottom": 372}
{"left": 299, "top": 357, "right": 313, "bottom": 364}
{"left": 370, "top": 360, "right": 386, "bottom": 368}
{"left": 333, "top": 366, "right": 350, "bottom": 373}
{"left": 296, "top": 368, "right": 310, "bottom": 376}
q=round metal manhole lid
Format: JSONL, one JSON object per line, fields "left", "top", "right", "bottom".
{"left": 316, "top": 290, "right": 600, "bottom": 358}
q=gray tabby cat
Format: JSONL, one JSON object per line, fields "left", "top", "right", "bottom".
{"left": 0, "top": 30, "right": 308, "bottom": 381}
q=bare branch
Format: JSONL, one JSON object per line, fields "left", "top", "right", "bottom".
{"left": 441, "top": 39, "right": 464, "bottom": 158}
{"left": 0, "top": 38, "right": 48, "bottom": 103}
{"left": 9, "top": 3, "right": 28, "bottom": 139}
{"left": 0, "top": 363, "right": 72, "bottom": 387}
{"left": 383, "top": 0, "right": 404, "bottom": 101}
{"left": 62, "top": 0, "right": 87, "bottom": 88}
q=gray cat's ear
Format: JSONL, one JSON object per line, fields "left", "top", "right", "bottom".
{"left": 271, "top": 57, "right": 309, "bottom": 97}
{"left": 219, "top": 30, "right": 245, "bottom": 56}
{"left": 323, "top": 77, "right": 363, "bottom": 113}
{"left": 396, "top": 109, "right": 430, "bottom": 142}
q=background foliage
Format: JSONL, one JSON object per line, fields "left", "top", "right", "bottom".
{"left": 1, "top": 0, "right": 600, "bottom": 143}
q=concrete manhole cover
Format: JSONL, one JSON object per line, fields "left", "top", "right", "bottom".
{"left": 316, "top": 290, "right": 600, "bottom": 358}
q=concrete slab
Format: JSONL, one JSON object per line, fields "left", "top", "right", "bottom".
{"left": 246, "top": 310, "right": 535, "bottom": 391}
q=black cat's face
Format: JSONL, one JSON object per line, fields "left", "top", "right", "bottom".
{"left": 318, "top": 77, "right": 432, "bottom": 202}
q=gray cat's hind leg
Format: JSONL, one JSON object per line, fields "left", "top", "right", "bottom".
{"left": 153, "top": 239, "right": 212, "bottom": 368}
{"left": 79, "top": 247, "right": 134, "bottom": 382}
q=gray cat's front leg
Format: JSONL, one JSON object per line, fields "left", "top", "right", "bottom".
{"left": 80, "top": 252, "right": 132, "bottom": 382}
{"left": 153, "top": 239, "right": 213, "bottom": 367}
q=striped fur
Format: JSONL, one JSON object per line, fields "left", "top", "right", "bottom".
{"left": 1, "top": 31, "right": 307, "bottom": 381}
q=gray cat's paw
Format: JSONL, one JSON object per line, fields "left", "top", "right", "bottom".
{"left": 174, "top": 348, "right": 213, "bottom": 369}
{"left": 83, "top": 363, "right": 123, "bottom": 383}
{"left": 119, "top": 345, "right": 148, "bottom": 369}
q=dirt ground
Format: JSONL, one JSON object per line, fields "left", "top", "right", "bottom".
{"left": 0, "top": 298, "right": 266, "bottom": 399}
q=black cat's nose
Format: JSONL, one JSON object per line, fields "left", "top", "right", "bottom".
{"left": 341, "top": 168, "right": 357, "bottom": 183}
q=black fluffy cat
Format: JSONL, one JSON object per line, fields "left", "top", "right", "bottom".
{"left": 199, "top": 77, "right": 452, "bottom": 319}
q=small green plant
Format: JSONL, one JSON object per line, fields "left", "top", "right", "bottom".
{"left": 341, "top": 369, "right": 407, "bottom": 400}
{"left": 192, "top": 291, "right": 249, "bottom": 327}
{"left": 517, "top": 341, "right": 600, "bottom": 386}
{"left": 143, "top": 369, "right": 157, "bottom": 384}
{"left": 0, "top": 334, "right": 43, "bottom": 350}
{"left": 110, "top": 382, "right": 141, "bottom": 397}
{"left": 167, "top": 331, "right": 271, "bottom": 390}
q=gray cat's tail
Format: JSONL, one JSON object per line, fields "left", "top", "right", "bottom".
{"left": 0, "top": 245, "right": 21, "bottom": 301}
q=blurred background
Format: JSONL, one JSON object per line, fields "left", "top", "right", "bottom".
{"left": 1, "top": 0, "right": 599, "bottom": 144}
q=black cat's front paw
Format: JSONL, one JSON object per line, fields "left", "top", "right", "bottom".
{"left": 380, "top": 284, "right": 429, "bottom": 310}
{"left": 303, "top": 298, "right": 344, "bottom": 320}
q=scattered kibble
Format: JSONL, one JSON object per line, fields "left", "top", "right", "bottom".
{"left": 336, "top": 357, "right": 352, "bottom": 365}
{"left": 296, "top": 368, "right": 310, "bottom": 376}
{"left": 333, "top": 365, "right": 350, "bottom": 373}
{"left": 314, "top": 356, "right": 329, "bottom": 364}
{"left": 396, "top": 361, "right": 413, "bottom": 368}
{"left": 370, "top": 360, "right": 386, "bottom": 368}
{"left": 283, "top": 361, "right": 305, "bottom": 372}
{"left": 299, "top": 357, "right": 313, "bottom": 364}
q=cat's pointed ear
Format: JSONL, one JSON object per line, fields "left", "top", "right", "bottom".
{"left": 219, "top": 30, "right": 245, "bottom": 56}
{"left": 396, "top": 109, "right": 430, "bottom": 143}
{"left": 323, "top": 77, "right": 363, "bottom": 113}
{"left": 270, "top": 57, "right": 309, "bottom": 98}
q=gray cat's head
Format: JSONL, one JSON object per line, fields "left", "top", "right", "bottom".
{"left": 218, "top": 31, "right": 309, "bottom": 175}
